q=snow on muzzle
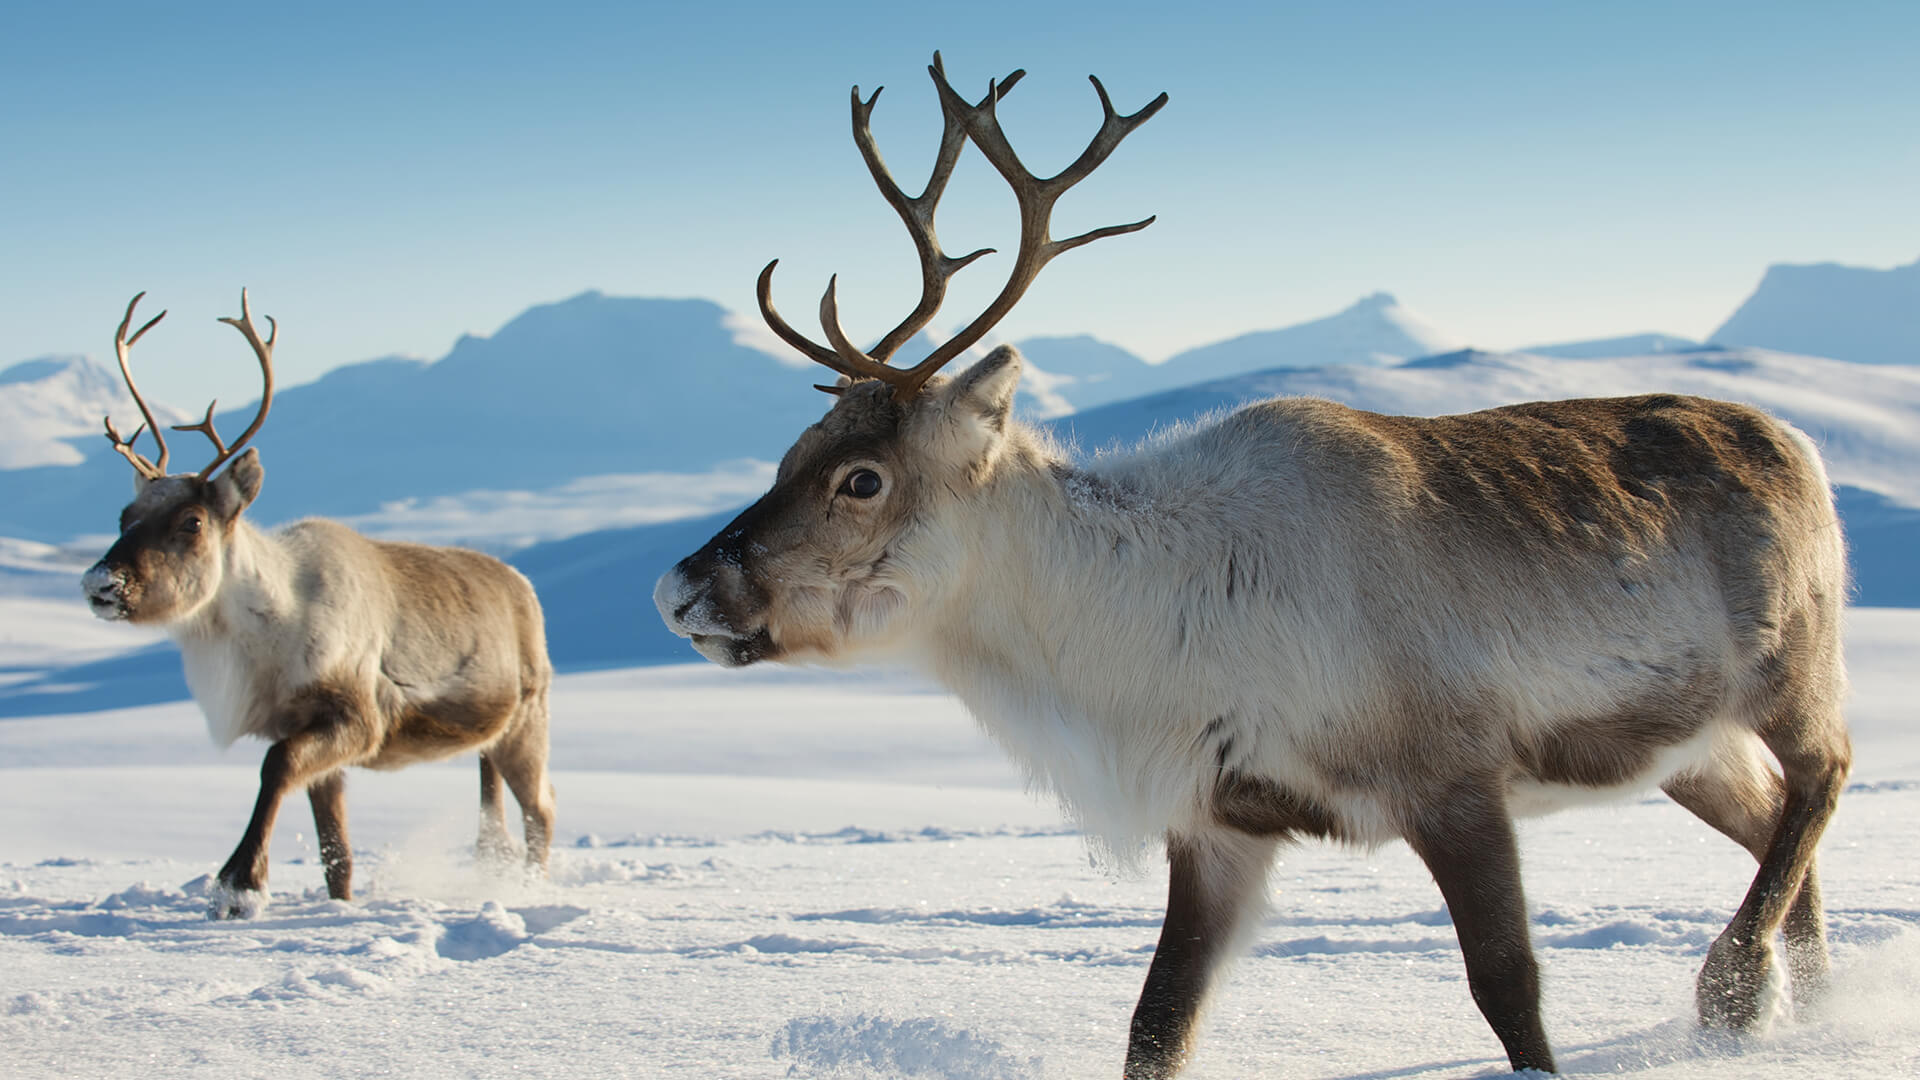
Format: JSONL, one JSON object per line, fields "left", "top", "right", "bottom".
{"left": 81, "top": 561, "right": 131, "bottom": 621}
{"left": 654, "top": 560, "right": 775, "bottom": 667}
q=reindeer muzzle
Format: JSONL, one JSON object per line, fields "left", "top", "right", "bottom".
{"left": 81, "top": 561, "right": 132, "bottom": 621}
{"left": 654, "top": 562, "right": 774, "bottom": 668}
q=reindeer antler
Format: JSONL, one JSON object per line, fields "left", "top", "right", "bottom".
{"left": 103, "top": 292, "right": 171, "bottom": 480}
{"left": 171, "top": 288, "right": 277, "bottom": 481}
{"left": 759, "top": 53, "right": 1165, "bottom": 403}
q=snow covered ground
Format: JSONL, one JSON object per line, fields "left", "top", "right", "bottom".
{"left": 1, "top": 592, "right": 1916, "bottom": 1079}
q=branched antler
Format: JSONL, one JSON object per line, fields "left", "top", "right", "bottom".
{"left": 103, "top": 292, "right": 171, "bottom": 480}
{"left": 174, "top": 288, "right": 277, "bottom": 481}
{"left": 758, "top": 52, "right": 1023, "bottom": 390}
{"left": 758, "top": 53, "right": 1165, "bottom": 403}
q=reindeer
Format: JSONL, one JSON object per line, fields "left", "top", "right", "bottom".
{"left": 654, "top": 55, "right": 1852, "bottom": 1076}
{"left": 82, "top": 291, "right": 556, "bottom": 920}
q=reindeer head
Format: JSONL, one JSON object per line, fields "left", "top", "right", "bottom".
{"left": 655, "top": 54, "right": 1163, "bottom": 667}
{"left": 82, "top": 291, "right": 277, "bottom": 624}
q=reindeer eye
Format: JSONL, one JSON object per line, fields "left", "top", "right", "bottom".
{"left": 179, "top": 515, "right": 202, "bottom": 535}
{"left": 841, "top": 469, "right": 883, "bottom": 499}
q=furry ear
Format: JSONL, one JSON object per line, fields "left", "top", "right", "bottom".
{"left": 922, "top": 345, "right": 1023, "bottom": 472}
{"left": 208, "top": 447, "right": 264, "bottom": 520}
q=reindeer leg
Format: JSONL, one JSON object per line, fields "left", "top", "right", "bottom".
{"left": 213, "top": 741, "right": 298, "bottom": 919}
{"left": 1696, "top": 705, "right": 1850, "bottom": 1029}
{"left": 476, "top": 755, "right": 516, "bottom": 869}
{"left": 1664, "top": 731, "right": 1831, "bottom": 1009}
{"left": 307, "top": 769, "right": 352, "bottom": 901}
{"left": 212, "top": 686, "right": 378, "bottom": 919}
{"left": 489, "top": 701, "right": 555, "bottom": 880}
{"left": 1125, "top": 830, "right": 1278, "bottom": 1079}
{"left": 1405, "top": 784, "right": 1554, "bottom": 1074}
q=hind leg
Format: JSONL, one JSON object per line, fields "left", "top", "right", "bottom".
{"left": 1664, "top": 731, "right": 1831, "bottom": 1006}
{"left": 490, "top": 692, "right": 555, "bottom": 878}
{"left": 1681, "top": 708, "right": 1849, "bottom": 1028}
{"left": 308, "top": 770, "right": 353, "bottom": 900}
{"left": 477, "top": 755, "right": 517, "bottom": 868}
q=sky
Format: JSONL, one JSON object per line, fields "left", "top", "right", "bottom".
{"left": 4, "top": 0, "right": 1917, "bottom": 408}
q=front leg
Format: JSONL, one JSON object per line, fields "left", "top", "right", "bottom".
{"left": 212, "top": 686, "right": 378, "bottom": 919}
{"left": 1126, "top": 830, "right": 1278, "bottom": 1079}
{"left": 212, "top": 741, "right": 298, "bottom": 919}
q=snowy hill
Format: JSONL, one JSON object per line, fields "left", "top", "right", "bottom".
{"left": 0, "top": 354, "right": 187, "bottom": 469}
{"left": 1520, "top": 333, "right": 1700, "bottom": 358}
{"left": 1711, "top": 257, "right": 1920, "bottom": 365}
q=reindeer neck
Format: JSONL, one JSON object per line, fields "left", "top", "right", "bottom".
{"left": 921, "top": 433, "right": 1231, "bottom": 702}
{"left": 174, "top": 517, "right": 297, "bottom": 641}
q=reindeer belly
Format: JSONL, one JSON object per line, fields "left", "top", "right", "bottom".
{"left": 1507, "top": 721, "right": 1719, "bottom": 817}
{"left": 362, "top": 687, "right": 521, "bottom": 770}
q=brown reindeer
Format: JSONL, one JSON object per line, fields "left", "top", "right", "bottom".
{"left": 654, "top": 55, "right": 1851, "bottom": 1076}
{"left": 82, "top": 291, "right": 555, "bottom": 919}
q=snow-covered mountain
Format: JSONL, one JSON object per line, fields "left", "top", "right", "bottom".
{"left": 0, "top": 355, "right": 187, "bottom": 470}
{"left": 1011, "top": 335, "right": 1157, "bottom": 413}
{"left": 0, "top": 292, "right": 833, "bottom": 542}
{"left": 1712, "top": 257, "right": 1920, "bottom": 365}
{"left": 0, "top": 289, "right": 1479, "bottom": 542}
{"left": 1156, "top": 292, "right": 1460, "bottom": 385}
{"left": 1010, "top": 294, "right": 1464, "bottom": 416}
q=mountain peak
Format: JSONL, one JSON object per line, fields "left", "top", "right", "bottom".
{"left": 1348, "top": 291, "right": 1401, "bottom": 311}
{"left": 1711, "top": 257, "right": 1920, "bottom": 365}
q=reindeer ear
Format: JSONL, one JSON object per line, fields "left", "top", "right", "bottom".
{"left": 208, "top": 447, "right": 264, "bottom": 519}
{"left": 924, "top": 345, "right": 1022, "bottom": 468}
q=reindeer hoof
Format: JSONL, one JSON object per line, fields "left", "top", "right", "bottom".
{"left": 1695, "top": 935, "right": 1782, "bottom": 1031}
{"left": 207, "top": 881, "right": 268, "bottom": 920}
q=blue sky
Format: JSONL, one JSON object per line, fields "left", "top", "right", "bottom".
{"left": 4, "top": 0, "right": 1916, "bottom": 407}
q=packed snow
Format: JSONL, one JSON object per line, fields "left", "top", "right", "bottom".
{"left": 1, "top": 590, "right": 1915, "bottom": 1078}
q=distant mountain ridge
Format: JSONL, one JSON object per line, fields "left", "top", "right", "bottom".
{"left": 1712, "top": 257, "right": 1920, "bottom": 365}
{"left": 0, "top": 292, "right": 832, "bottom": 541}
{"left": 7, "top": 255, "right": 1917, "bottom": 545}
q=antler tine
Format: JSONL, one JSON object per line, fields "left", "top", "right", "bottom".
{"left": 818, "top": 275, "right": 917, "bottom": 383}
{"left": 105, "top": 292, "right": 171, "bottom": 479}
{"left": 171, "top": 398, "right": 228, "bottom": 462}
{"left": 194, "top": 288, "right": 277, "bottom": 481}
{"left": 855, "top": 51, "right": 1021, "bottom": 363}
{"left": 879, "top": 64, "right": 1165, "bottom": 401}
{"left": 758, "top": 53, "right": 1024, "bottom": 386}
{"left": 756, "top": 260, "right": 847, "bottom": 369}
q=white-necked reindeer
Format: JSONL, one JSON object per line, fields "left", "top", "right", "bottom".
{"left": 83, "top": 291, "right": 555, "bottom": 919}
{"left": 655, "top": 55, "right": 1851, "bottom": 1077}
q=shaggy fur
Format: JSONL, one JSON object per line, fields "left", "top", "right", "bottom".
{"left": 85, "top": 450, "right": 554, "bottom": 919}
{"left": 657, "top": 347, "right": 1851, "bottom": 1076}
